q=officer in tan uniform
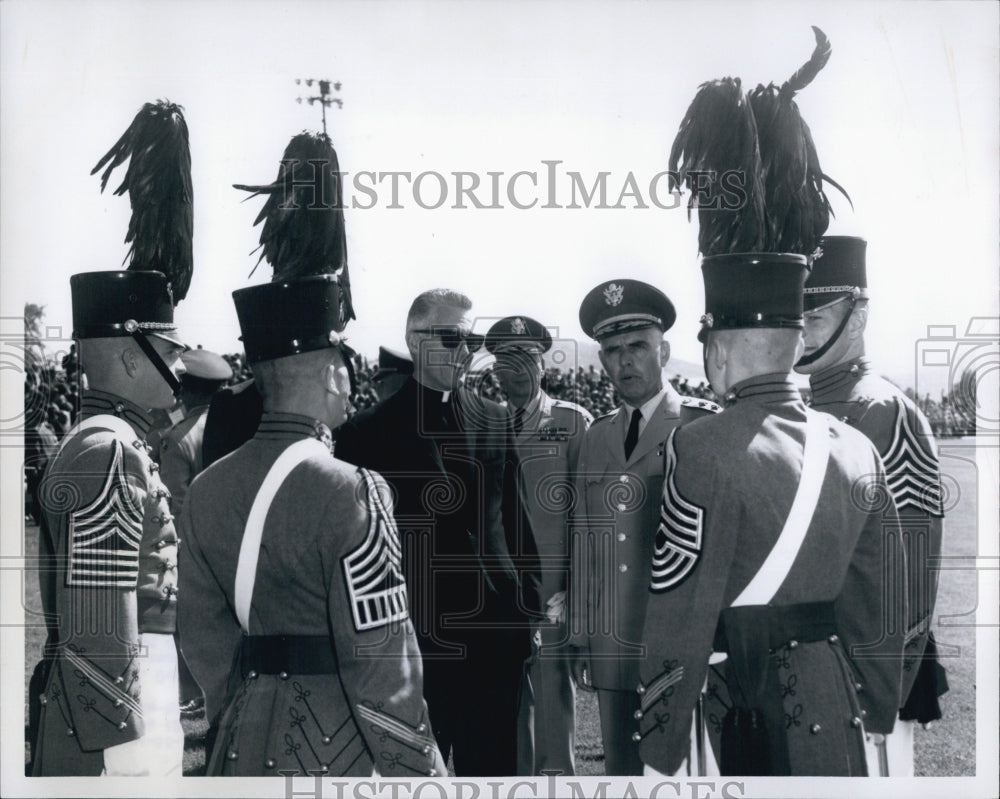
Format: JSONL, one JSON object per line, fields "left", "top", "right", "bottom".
{"left": 486, "top": 315, "right": 593, "bottom": 776}
{"left": 795, "top": 236, "right": 947, "bottom": 775}
{"left": 178, "top": 275, "right": 446, "bottom": 777}
{"left": 568, "top": 280, "right": 718, "bottom": 775}
{"left": 33, "top": 270, "right": 188, "bottom": 776}
{"left": 637, "top": 253, "right": 906, "bottom": 776}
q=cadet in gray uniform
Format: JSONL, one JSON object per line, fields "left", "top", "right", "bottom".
{"left": 796, "top": 236, "right": 947, "bottom": 775}
{"left": 178, "top": 275, "right": 446, "bottom": 777}
{"left": 569, "top": 280, "right": 718, "bottom": 775}
{"left": 486, "top": 315, "right": 593, "bottom": 776}
{"left": 33, "top": 271, "right": 187, "bottom": 776}
{"left": 638, "top": 253, "right": 906, "bottom": 776}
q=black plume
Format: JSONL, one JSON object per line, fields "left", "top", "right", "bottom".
{"left": 668, "top": 78, "right": 766, "bottom": 256}
{"left": 234, "top": 131, "right": 354, "bottom": 322}
{"left": 92, "top": 100, "right": 193, "bottom": 303}
{"left": 669, "top": 27, "right": 847, "bottom": 258}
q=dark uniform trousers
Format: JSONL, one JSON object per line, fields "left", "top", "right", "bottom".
{"left": 637, "top": 376, "right": 907, "bottom": 777}
{"left": 337, "top": 379, "right": 541, "bottom": 776}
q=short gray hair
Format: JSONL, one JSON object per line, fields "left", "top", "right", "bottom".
{"left": 406, "top": 289, "right": 472, "bottom": 331}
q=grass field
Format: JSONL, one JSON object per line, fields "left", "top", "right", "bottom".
{"left": 22, "top": 438, "right": 982, "bottom": 776}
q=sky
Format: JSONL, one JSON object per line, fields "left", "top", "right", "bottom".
{"left": 2, "top": 0, "right": 998, "bottom": 395}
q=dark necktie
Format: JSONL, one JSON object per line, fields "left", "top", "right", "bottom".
{"left": 624, "top": 408, "right": 641, "bottom": 460}
{"left": 512, "top": 407, "right": 525, "bottom": 435}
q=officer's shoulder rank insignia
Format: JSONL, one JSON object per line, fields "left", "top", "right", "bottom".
{"left": 651, "top": 432, "right": 704, "bottom": 592}
{"left": 592, "top": 409, "right": 616, "bottom": 426}
{"left": 882, "top": 400, "right": 944, "bottom": 516}
{"left": 342, "top": 468, "right": 409, "bottom": 631}
{"left": 680, "top": 396, "right": 722, "bottom": 415}
{"left": 67, "top": 439, "right": 143, "bottom": 587}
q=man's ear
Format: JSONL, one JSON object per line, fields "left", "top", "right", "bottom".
{"left": 707, "top": 336, "right": 725, "bottom": 372}
{"left": 847, "top": 302, "right": 869, "bottom": 340}
{"left": 120, "top": 345, "right": 140, "bottom": 378}
{"left": 659, "top": 338, "right": 671, "bottom": 368}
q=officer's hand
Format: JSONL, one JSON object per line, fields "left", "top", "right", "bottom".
{"left": 545, "top": 591, "right": 567, "bottom": 624}
{"left": 569, "top": 647, "right": 595, "bottom": 692}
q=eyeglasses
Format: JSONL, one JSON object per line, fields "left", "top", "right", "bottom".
{"left": 412, "top": 326, "right": 484, "bottom": 353}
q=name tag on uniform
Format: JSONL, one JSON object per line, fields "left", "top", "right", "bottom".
{"left": 537, "top": 426, "right": 570, "bottom": 441}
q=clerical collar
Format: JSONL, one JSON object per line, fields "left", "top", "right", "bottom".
{"left": 722, "top": 373, "right": 801, "bottom": 406}
{"left": 810, "top": 357, "right": 872, "bottom": 402}
{"left": 80, "top": 389, "right": 155, "bottom": 438}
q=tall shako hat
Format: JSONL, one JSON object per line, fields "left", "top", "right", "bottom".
{"left": 232, "top": 131, "right": 355, "bottom": 367}
{"left": 795, "top": 235, "right": 868, "bottom": 367}
{"left": 579, "top": 280, "right": 676, "bottom": 341}
{"left": 802, "top": 236, "right": 868, "bottom": 311}
{"left": 666, "top": 27, "right": 849, "bottom": 343}
{"left": 79, "top": 100, "right": 194, "bottom": 394}
{"left": 485, "top": 316, "right": 553, "bottom": 354}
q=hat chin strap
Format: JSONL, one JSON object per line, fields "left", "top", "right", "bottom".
{"left": 129, "top": 329, "right": 183, "bottom": 396}
{"left": 794, "top": 297, "right": 856, "bottom": 368}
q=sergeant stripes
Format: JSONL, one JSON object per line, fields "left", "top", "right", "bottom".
{"left": 882, "top": 401, "right": 944, "bottom": 516}
{"left": 67, "top": 441, "right": 143, "bottom": 587}
{"left": 650, "top": 431, "right": 704, "bottom": 593}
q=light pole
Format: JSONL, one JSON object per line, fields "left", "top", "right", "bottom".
{"left": 295, "top": 78, "right": 343, "bottom": 137}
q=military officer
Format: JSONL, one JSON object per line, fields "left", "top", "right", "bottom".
{"left": 637, "top": 253, "right": 907, "bottom": 776}
{"left": 795, "top": 236, "right": 947, "bottom": 776}
{"left": 158, "top": 347, "right": 232, "bottom": 516}
{"left": 486, "top": 315, "right": 593, "bottom": 776}
{"left": 33, "top": 271, "right": 188, "bottom": 776}
{"left": 177, "top": 275, "right": 445, "bottom": 777}
{"left": 568, "top": 280, "right": 718, "bottom": 775}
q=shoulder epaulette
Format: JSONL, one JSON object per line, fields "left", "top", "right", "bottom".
{"left": 680, "top": 396, "right": 722, "bottom": 415}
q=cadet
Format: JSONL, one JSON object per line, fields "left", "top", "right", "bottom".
{"left": 158, "top": 347, "right": 232, "bottom": 516}
{"left": 178, "top": 275, "right": 446, "bottom": 777}
{"left": 795, "top": 236, "right": 948, "bottom": 775}
{"left": 637, "top": 253, "right": 907, "bottom": 776}
{"left": 33, "top": 271, "right": 187, "bottom": 776}
{"left": 569, "top": 280, "right": 718, "bottom": 775}
{"left": 486, "top": 315, "right": 593, "bottom": 776}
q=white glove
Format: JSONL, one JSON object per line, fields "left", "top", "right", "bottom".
{"left": 545, "top": 590, "right": 567, "bottom": 624}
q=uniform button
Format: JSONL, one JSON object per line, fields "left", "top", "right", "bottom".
{"left": 619, "top": 475, "right": 629, "bottom": 483}
{"left": 227, "top": 750, "right": 238, "bottom": 760}
{"left": 118, "top": 721, "right": 128, "bottom": 730}
{"left": 115, "top": 676, "right": 125, "bottom": 685}
{"left": 631, "top": 732, "right": 642, "bottom": 742}
{"left": 788, "top": 640, "right": 798, "bottom": 649}
{"left": 67, "top": 728, "right": 75, "bottom": 736}
{"left": 417, "top": 723, "right": 427, "bottom": 733}
{"left": 636, "top": 683, "right": 646, "bottom": 695}
{"left": 114, "top": 700, "right": 123, "bottom": 708}
{"left": 422, "top": 745, "right": 432, "bottom": 755}
{"left": 828, "top": 634, "right": 839, "bottom": 643}
{"left": 39, "top": 695, "right": 47, "bottom": 705}
{"left": 247, "top": 670, "right": 258, "bottom": 680}
{"left": 619, "top": 563, "right": 628, "bottom": 573}
{"left": 855, "top": 682, "right": 864, "bottom": 692}
{"left": 318, "top": 764, "right": 329, "bottom": 774}
{"left": 115, "top": 403, "right": 126, "bottom": 413}
{"left": 617, "top": 533, "right": 626, "bottom": 542}
{"left": 810, "top": 723, "right": 821, "bottom": 734}
{"left": 851, "top": 717, "right": 862, "bottom": 728}
{"left": 633, "top": 709, "right": 644, "bottom": 720}
{"left": 428, "top": 769, "right": 438, "bottom": 777}
{"left": 322, "top": 735, "right": 332, "bottom": 744}
{"left": 265, "top": 758, "right": 276, "bottom": 769}
{"left": 149, "top": 462, "right": 160, "bottom": 473}
{"left": 279, "top": 671, "right": 289, "bottom": 680}
{"left": 860, "top": 709, "right": 867, "bottom": 718}
{"left": 617, "top": 503, "right": 626, "bottom": 512}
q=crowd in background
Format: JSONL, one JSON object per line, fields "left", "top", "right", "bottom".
{"left": 21, "top": 304, "right": 979, "bottom": 521}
